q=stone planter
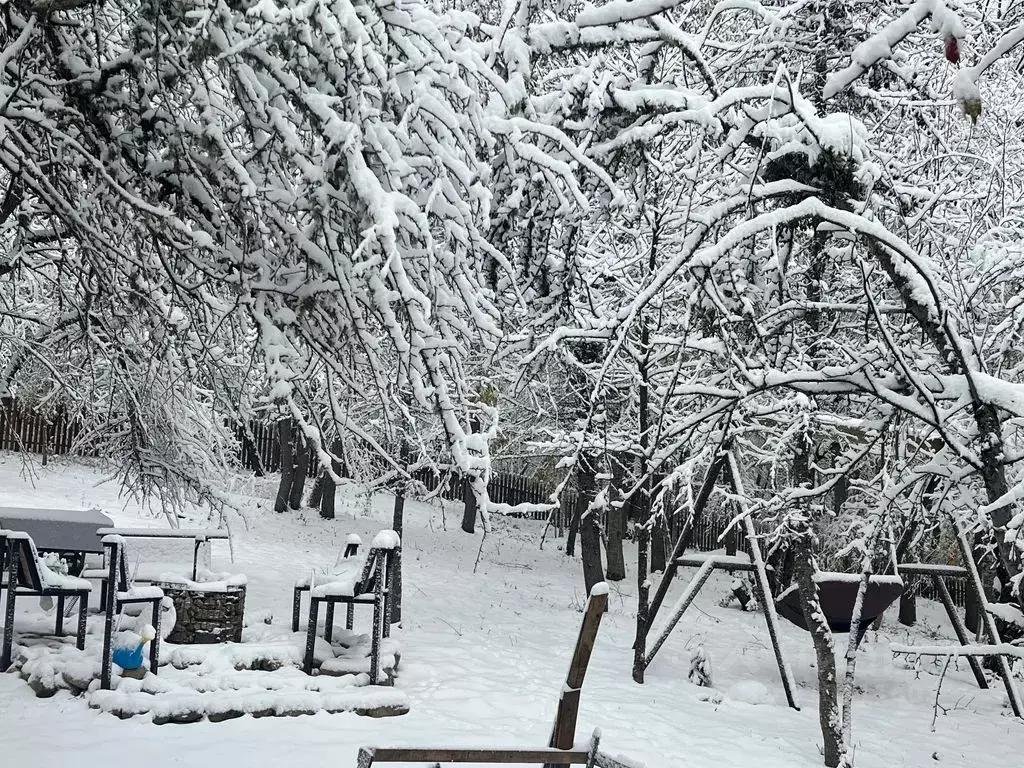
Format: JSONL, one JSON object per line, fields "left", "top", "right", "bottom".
{"left": 154, "top": 576, "right": 247, "bottom": 644}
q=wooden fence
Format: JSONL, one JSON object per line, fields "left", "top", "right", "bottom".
{"left": 0, "top": 403, "right": 972, "bottom": 606}
{"left": 0, "top": 402, "right": 82, "bottom": 460}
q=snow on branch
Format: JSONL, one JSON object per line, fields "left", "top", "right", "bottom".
{"left": 575, "top": 0, "right": 688, "bottom": 28}
{"left": 823, "top": 0, "right": 964, "bottom": 100}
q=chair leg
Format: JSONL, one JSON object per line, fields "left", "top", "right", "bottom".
{"left": 303, "top": 598, "right": 320, "bottom": 675}
{"left": 98, "top": 579, "right": 107, "bottom": 612}
{"left": 2, "top": 548, "right": 17, "bottom": 670}
{"left": 77, "top": 592, "right": 88, "bottom": 651}
{"left": 55, "top": 594, "right": 66, "bottom": 637}
{"left": 346, "top": 603, "right": 354, "bottom": 630}
{"left": 292, "top": 587, "right": 303, "bottom": 633}
{"left": 325, "top": 602, "right": 335, "bottom": 643}
{"left": 150, "top": 599, "right": 161, "bottom": 675}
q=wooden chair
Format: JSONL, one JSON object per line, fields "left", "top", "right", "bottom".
{"left": 292, "top": 534, "right": 362, "bottom": 632}
{"left": 302, "top": 534, "right": 399, "bottom": 682}
{"left": 98, "top": 535, "right": 165, "bottom": 690}
{"left": 1, "top": 529, "right": 92, "bottom": 671}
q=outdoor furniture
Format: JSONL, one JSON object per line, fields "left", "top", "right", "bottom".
{"left": 85, "top": 527, "right": 232, "bottom": 608}
{"left": 98, "top": 535, "right": 165, "bottom": 689}
{"left": 356, "top": 585, "right": 636, "bottom": 768}
{"left": 303, "top": 531, "right": 400, "bottom": 682}
{"left": 0, "top": 506, "right": 113, "bottom": 574}
{"left": 775, "top": 573, "right": 904, "bottom": 642}
{"left": 292, "top": 533, "right": 362, "bottom": 632}
{"left": 1, "top": 529, "right": 92, "bottom": 670}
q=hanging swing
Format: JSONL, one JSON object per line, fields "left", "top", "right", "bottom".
{"left": 774, "top": 573, "right": 904, "bottom": 642}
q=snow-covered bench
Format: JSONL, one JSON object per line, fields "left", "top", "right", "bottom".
{"left": 302, "top": 531, "right": 401, "bottom": 683}
{"left": 1, "top": 529, "right": 93, "bottom": 670}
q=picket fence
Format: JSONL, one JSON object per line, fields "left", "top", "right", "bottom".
{"left": 0, "top": 402, "right": 971, "bottom": 606}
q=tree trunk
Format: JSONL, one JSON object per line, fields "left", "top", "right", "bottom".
{"left": 460, "top": 474, "right": 478, "bottom": 533}
{"left": 792, "top": 527, "right": 845, "bottom": 768}
{"left": 566, "top": 495, "right": 581, "bottom": 557}
{"left": 898, "top": 589, "right": 917, "bottom": 627}
{"left": 288, "top": 430, "right": 308, "bottom": 509}
{"left": 319, "top": 439, "right": 344, "bottom": 520}
{"left": 577, "top": 457, "right": 604, "bottom": 597}
{"left": 307, "top": 475, "right": 325, "bottom": 510}
{"left": 605, "top": 501, "right": 626, "bottom": 581}
{"left": 650, "top": 513, "right": 667, "bottom": 572}
{"left": 274, "top": 418, "right": 294, "bottom": 513}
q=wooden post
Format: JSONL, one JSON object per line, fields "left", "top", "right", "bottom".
{"left": 369, "top": 553, "right": 386, "bottom": 684}
{"left": 644, "top": 558, "right": 716, "bottom": 668}
{"left": 931, "top": 574, "right": 988, "bottom": 689}
{"left": 2, "top": 538, "right": 17, "bottom": 670}
{"left": 303, "top": 597, "right": 320, "bottom": 674}
{"left": 545, "top": 585, "right": 608, "bottom": 768}
{"left": 952, "top": 524, "right": 1023, "bottom": 717}
{"left": 644, "top": 450, "right": 728, "bottom": 633}
{"left": 729, "top": 453, "right": 799, "bottom": 711}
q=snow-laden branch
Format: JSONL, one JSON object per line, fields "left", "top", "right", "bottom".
{"left": 824, "top": 0, "right": 963, "bottom": 100}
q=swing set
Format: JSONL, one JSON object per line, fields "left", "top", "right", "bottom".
{"left": 630, "top": 449, "right": 1009, "bottom": 712}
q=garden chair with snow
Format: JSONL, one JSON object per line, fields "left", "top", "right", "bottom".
{"left": 98, "top": 534, "right": 167, "bottom": 690}
{"left": 1, "top": 529, "right": 92, "bottom": 671}
{"left": 292, "top": 533, "right": 364, "bottom": 632}
{"left": 301, "top": 530, "right": 400, "bottom": 682}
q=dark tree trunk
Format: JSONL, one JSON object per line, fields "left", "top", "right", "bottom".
{"left": 391, "top": 490, "right": 405, "bottom": 624}
{"left": 577, "top": 456, "right": 605, "bottom": 599}
{"left": 605, "top": 501, "right": 626, "bottom": 581}
{"left": 566, "top": 496, "right": 581, "bottom": 557}
{"left": 319, "top": 439, "right": 344, "bottom": 520}
{"left": 307, "top": 475, "right": 325, "bottom": 510}
{"left": 288, "top": 430, "right": 309, "bottom": 509}
{"left": 898, "top": 589, "right": 917, "bottom": 627}
{"left": 274, "top": 418, "right": 294, "bottom": 513}
{"left": 650, "top": 513, "right": 667, "bottom": 572}
{"left": 460, "top": 475, "right": 478, "bottom": 534}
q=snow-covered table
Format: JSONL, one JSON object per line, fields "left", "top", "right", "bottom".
{"left": 0, "top": 506, "right": 113, "bottom": 555}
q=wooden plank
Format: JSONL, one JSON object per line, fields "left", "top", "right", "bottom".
{"left": 951, "top": 524, "right": 1024, "bottom": 718}
{"left": 547, "top": 588, "right": 608, "bottom": 760}
{"left": 368, "top": 747, "right": 589, "bottom": 764}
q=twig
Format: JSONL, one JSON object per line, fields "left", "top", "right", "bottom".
{"left": 472, "top": 528, "right": 487, "bottom": 573}
{"left": 931, "top": 654, "right": 953, "bottom": 732}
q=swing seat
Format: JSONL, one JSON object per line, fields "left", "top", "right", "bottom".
{"left": 775, "top": 573, "right": 903, "bottom": 634}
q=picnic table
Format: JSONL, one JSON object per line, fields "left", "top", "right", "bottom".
{"left": 0, "top": 506, "right": 113, "bottom": 574}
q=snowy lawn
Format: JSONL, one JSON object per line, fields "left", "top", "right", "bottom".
{"left": 1, "top": 453, "right": 1022, "bottom": 768}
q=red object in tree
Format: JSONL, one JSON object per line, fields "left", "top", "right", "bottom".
{"left": 945, "top": 35, "right": 961, "bottom": 64}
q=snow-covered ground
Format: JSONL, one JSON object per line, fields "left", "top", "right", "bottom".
{"left": 1, "top": 452, "right": 1022, "bottom": 768}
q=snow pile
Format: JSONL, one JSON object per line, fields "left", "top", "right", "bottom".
{"left": 727, "top": 680, "right": 771, "bottom": 706}
{"left": 371, "top": 529, "right": 401, "bottom": 550}
{"left": 5, "top": 588, "right": 404, "bottom": 722}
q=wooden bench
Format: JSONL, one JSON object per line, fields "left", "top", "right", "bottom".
{"left": 356, "top": 586, "right": 638, "bottom": 768}
{"left": 1, "top": 529, "right": 92, "bottom": 670}
{"left": 357, "top": 733, "right": 602, "bottom": 768}
{"left": 85, "top": 528, "right": 231, "bottom": 607}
